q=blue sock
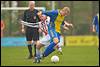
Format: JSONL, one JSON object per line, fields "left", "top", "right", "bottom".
{"left": 43, "top": 42, "right": 56, "bottom": 57}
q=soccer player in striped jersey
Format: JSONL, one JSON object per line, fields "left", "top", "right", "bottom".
{"left": 34, "top": 15, "right": 65, "bottom": 63}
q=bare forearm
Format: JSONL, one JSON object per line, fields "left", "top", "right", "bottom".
{"left": 21, "top": 24, "right": 24, "bottom": 29}
{"left": 64, "top": 21, "right": 73, "bottom": 28}
{"left": 63, "top": 24, "right": 69, "bottom": 30}
{"left": 64, "top": 21, "right": 70, "bottom": 26}
{"left": 92, "top": 25, "right": 96, "bottom": 32}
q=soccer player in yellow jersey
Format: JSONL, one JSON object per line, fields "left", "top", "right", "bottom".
{"left": 41, "top": 7, "right": 73, "bottom": 57}
{"left": 35, "top": 7, "right": 73, "bottom": 63}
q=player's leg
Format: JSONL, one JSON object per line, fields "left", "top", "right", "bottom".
{"left": 27, "top": 41, "right": 33, "bottom": 59}
{"left": 36, "top": 42, "right": 43, "bottom": 59}
{"left": 36, "top": 34, "right": 50, "bottom": 59}
{"left": 43, "top": 37, "right": 59, "bottom": 57}
{"left": 43, "top": 31, "right": 61, "bottom": 57}
{"left": 33, "top": 41, "right": 41, "bottom": 63}
{"left": 33, "top": 34, "right": 50, "bottom": 63}
{"left": 56, "top": 44, "right": 62, "bottom": 54}
{"left": 25, "top": 28, "right": 33, "bottom": 59}
{"left": 32, "top": 28, "right": 40, "bottom": 63}
{"left": 56, "top": 36, "right": 64, "bottom": 54}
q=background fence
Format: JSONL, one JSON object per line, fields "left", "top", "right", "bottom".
{"left": 1, "top": 1, "right": 99, "bottom": 37}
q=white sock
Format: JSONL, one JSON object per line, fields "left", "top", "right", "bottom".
{"left": 58, "top": 47, "right": 62, "bottom": 52}
{"left": 36, "top": 49, "right": 41, "bottom": 58}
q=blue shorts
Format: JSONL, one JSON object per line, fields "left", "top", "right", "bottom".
{"left": 48, "top": 29, "right": 61, "bottom": 43}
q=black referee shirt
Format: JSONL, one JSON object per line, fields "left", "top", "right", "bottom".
{"left": 22, "top": 9, "right": 40, "bottom": 23}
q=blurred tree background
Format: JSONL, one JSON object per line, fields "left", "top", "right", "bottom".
{"left": 1, "top": 1, "right": 99, "bottom": 37}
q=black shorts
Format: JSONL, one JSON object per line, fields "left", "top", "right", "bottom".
{"left": 25, "top": 27, "right": 39, "bottom": 41}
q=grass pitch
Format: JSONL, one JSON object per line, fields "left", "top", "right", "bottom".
{"left": 1, "top": 46, "right": 99, "bottom": 66}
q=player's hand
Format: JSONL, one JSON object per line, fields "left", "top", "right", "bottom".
{"left": 69, "top": 23, "right": 73, "bottom": 28}
{"left": 38, "top": 29, "right": 42, "bottom": 33}
{"left": 21, "top": 28, "right": 25, "bottom": 33}
{"left": 63, "top": 24, "right": 69, "bottom": 30}
{"left": 92, "top": 28, "right": 96, "bottom": 32}
{"left": 92, "top": 25, "right": 96, "bottom": 32}
{"left": 37, "top": 11, "right": 42, "bottom": 17}
{"left": 64, "top": 26, "right": 69, "bottom": 30}
{"left": 64, "top": 21, "right": 73, "bottom": 28}
{"left": 44, "top": 31, "right": 48, "bottom": 35}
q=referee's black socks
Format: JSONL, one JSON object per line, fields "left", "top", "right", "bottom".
{"left": 27, "top": 44, "right": 33, "bottom": 57}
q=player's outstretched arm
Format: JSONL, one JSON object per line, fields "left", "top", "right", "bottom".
{"left": 63, "top": 24, "right": 69, "bottom": 30}
{"left": 19, "top": 20, "right": 25, "bottom": 33}
{"left": 64, "top": 21, "right": 73, "bottom": 28}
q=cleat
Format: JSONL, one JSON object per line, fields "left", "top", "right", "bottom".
{"left": 33, "top": 57, "right": 40, "bottom": 63}
{"left": 57, "top": 51, "right": 63, "bottom": 55}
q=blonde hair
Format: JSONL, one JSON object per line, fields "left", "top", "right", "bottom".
{"left": 62, "top": 7, "right": 70, "bottom": 15}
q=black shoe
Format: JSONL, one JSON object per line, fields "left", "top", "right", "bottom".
{"left": 56, "top": 51, "right": 63, "bottom": 55}
{"left": 27, "top": 55, "right": 33, "bottom": 59}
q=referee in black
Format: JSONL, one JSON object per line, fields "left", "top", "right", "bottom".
{"left": 21, "top": 1, "right": 40, "bottom": 59}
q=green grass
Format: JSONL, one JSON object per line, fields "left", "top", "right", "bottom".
{"left": 1, "top": 46, "right": 99, "bottom": 66}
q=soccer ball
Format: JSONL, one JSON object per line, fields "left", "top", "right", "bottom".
{"left": 51, "top": 55, "right": 59, "bottom": 63}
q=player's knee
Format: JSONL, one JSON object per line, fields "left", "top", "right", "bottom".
{"left": 53, "top": 38, "right": 59, "bottom": 44}
{"left": 27, "top": 41, "right": 32, "bottom": 44}
{"left": 36, "top": 41, "right": 42, "bottom": 49}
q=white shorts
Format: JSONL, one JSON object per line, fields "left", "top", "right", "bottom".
{"left": 39, "top": 34, "right": 50, "bottom": 46}
{"left": 39, "top": 34, "right": 64, "bottom": 47}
